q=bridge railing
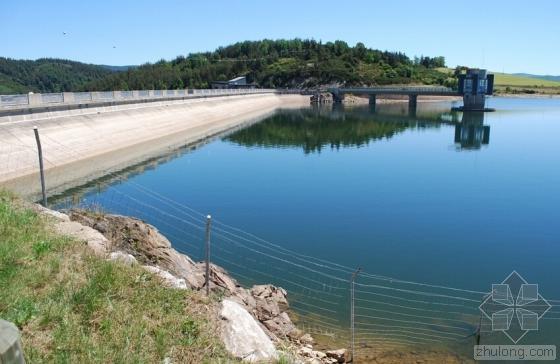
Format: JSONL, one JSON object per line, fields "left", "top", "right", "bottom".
{"left": 335, "top": 86, "right": 454, "bottom": 93}
{"left": 0, "top": 94, "right": 29, "bottom": 107}
{"left": 0, "top": 88, "right": 278, "bottom": 110}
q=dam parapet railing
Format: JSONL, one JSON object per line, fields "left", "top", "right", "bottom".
{"left": 0, "top": 88, "right": 286, "bottom": 113}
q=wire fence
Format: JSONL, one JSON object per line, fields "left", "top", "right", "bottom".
{"left": 1, "top": 128, "right": 560, "bottom": 362}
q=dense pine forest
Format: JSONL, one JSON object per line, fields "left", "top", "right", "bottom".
{"left": 1, "top": 39, "right": 454, "bottom": 94}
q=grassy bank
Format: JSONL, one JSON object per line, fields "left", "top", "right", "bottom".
{"left": 0, "top": 191, "right": 233, "bottom": 363}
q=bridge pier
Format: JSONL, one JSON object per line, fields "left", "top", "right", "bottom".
{"left": 369, "top": 95, "right": 376, "bottom": 111}
{"left": 408, "top": 95, "right": 417, "bottom": 112}
{"left": 332, "top": 92, "right": 345, "bottom": 104}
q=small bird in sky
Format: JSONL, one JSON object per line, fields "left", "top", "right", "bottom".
{"left": 62, "top": 31, "right": 67, "bottom": 35}
{"left": 113, "top": 45, "right": 117, "bottom": 49}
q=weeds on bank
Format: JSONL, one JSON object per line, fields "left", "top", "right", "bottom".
{"left": 0, "top": 191, "right": 233, "bottom": 363}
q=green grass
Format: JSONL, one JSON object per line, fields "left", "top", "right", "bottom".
{"left": 435, "top": 67, "right": 453, "bottom": 74}
{"left": 492, "top": 73, "right": 560, "bottom": 95}
{"left": 0, "top": 191, "right": 234, "bottom": 363}
{"left": 435, "top": 67, "right": 560, "bottom": 94}
{"left": 493, "top": 72, "right": 560, "bottom": 87}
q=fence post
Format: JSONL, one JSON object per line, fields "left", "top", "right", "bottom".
{"left": 350, "top": 267, "right": 361, "bottom": 363}
{"left": 205, "top": 214, "right": 212, "bottom": 296}
{"left": 33, "top": 127, "right": 47, "bottom": 207}
{"left": 475, "top": 293, "right": 490, "bottom": 345}
{"left": 0, "top": 320, "right": 25, "bottom": 364}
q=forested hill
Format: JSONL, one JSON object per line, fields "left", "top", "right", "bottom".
{"left": 0, "top": 58, "right": 114, "bottom": 94}
{"left": 1, "top": 39, "right": 454, "bottom": 94}
{"left": 87, "top": 39, "right": 454, "bottom": 90}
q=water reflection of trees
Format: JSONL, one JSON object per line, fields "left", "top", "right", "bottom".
{"left": 225, "top": 106, "right": 452, "bottom": 154}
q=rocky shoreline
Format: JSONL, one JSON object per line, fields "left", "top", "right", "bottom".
{"left": 34, "top": 205, "right": 349, "bottom": 363}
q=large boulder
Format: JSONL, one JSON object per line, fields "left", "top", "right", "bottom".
{"left": 53, "top": 219, "right": 109, "bottom": 256}
{"left": 220, "top": 299, "right": 278, "bottom": 362}
{"left": 69, "top": 210, "right": 205, "bottom": 288}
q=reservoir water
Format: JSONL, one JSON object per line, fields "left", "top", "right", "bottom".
{"left": 52, "top": 97, "right": 560, "bottom": 359}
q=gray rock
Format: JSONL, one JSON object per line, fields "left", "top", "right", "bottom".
{"left": 0, "top": 319, "right": 25, "bottom": 364}
{"left": 299, "top": 333, "right": 315, "bottom": 346}
{"left": 250, "top": 284, "right": 289, "bottom": 321}
{"left": 33, "top": 204, "right": 70, "bottom": 222}
{"left": 142, "top": 265, "right": 187, "bottom": 289}
{"left": 235, "top": 288, "right": 257, "bottom": 310}
{"left": 326, "top": 349, "right": 348, "bottom": 363}
{"left": 69, "top": 211, "right": 204, "bottom": 288}
{"left": 109, "top": 251, "right": 137, "bottom": 266}
{"left": 307, "top": 359, "right": 322, "bottom": 364}
{"left": 253, "top": 286, "right": 301, "bottom": 340}
{"left": 220, "top": 299, "right": 278, "bottom": 362}
{"left": 195, "top": 262, "right": 241, "bottom": 294}
{"left": 263, "top": 312, "right": 299, "bottom": 338}
{"left": 298, "top": 346, "right": 313, "bottom": 357}
{"left": 312, "top": 350, "right": 326, "bottom": 359}
{"left": 53, "top": 220, "right": 109, "bottom": 256}
{"left": 93, "top": 221, "right": 109, "bottom": 234}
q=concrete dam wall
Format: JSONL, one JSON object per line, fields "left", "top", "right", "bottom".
{"left": 0, "top": 93, "right": 308, "bottom": 199}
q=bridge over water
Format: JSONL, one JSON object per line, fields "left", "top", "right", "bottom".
{"left": 327, "top": 68, "right": 495, "bottom": 111}
{"left": 328, "top": 86, "right": 460, "bottom": 110}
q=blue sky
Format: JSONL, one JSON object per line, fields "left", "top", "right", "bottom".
{"left": 2, "top": 0, "right": 559, "bottom": 75}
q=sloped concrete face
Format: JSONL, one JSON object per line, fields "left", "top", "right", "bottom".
{"left": 0, "top": 94, "right": 308, "bottom": 198}
{"left": 220, "top": 299, "right": 278, "bottom": 362}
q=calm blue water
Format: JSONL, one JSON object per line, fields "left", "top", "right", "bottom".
{"left": 53, "top": 97, "right": 560, "bottom": 356}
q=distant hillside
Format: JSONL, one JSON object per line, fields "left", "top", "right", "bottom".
{"left": 85, "top": 39, "right": 454, "bottom": 90}
{"left": 1, "top": 40, "right": 453, "bottom": 94}
{"left": 494, "top": 72, "right": 560, "bottom": 87}
{"left": 512, "top": 73, "right": 560, "bottom": 83}
{"left": 0, "top": 58, "right": 116, "bottom": 94}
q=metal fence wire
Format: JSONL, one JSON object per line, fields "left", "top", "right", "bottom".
{"left": 2, "top": 121, "right": 560, "bottom": 362}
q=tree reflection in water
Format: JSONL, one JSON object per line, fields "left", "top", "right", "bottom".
{"left": 226, "top": 103, "right": 488, "bottom": 153}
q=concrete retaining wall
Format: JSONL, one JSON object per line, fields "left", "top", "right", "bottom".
{"left": 0, "top": 89, "right": 276, "bottom": 112}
